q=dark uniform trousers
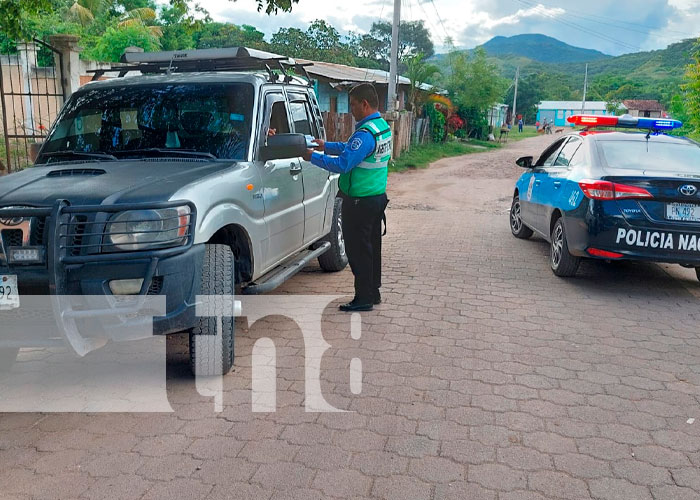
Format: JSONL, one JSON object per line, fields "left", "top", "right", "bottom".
{"left": 340, "top": 191, "right": 389, "bottom": 304}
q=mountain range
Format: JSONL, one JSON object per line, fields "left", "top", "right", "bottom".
{"left": 479, "top": 34, "right": 610, "bottom": 64}
{"left": 430, "top": 34, "right": 698, "bottom": 106}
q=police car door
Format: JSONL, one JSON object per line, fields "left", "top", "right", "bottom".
{"left": 257, "top": 90, "right": 305, "bottom": 269}
{"left": 539, "top": 137, "right": 584, "bottom": 233}
{"left": 531, "top": 138, "right": 568, "bottom": 236}
{"left": 287, "top": 90, "right": 330, "bottom": 245}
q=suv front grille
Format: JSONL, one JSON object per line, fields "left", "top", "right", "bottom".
{"left": 67, "top": 216, "right": 88, "bottom": 256}
{"left": 31, "top": 217, "right": 47, "bottom": 246}
{"left": 147, "top": 276, "right": 164, "bottom": 295}
{"left": 2, "top": 229, "right": 23, "bottom": 248}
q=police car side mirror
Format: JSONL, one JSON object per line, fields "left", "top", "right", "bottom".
{"left": 516, "top": 156, "right": 534, "bottom": 169}
{"left": 260, "top": 133, "right": 306, "bottom": 162}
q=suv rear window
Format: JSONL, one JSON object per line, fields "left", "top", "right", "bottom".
{"left": 41, "top": 83, "right": 254, "bottom": 161}
{"left": 598, "top": 140, "right": 700, "bottom": 173}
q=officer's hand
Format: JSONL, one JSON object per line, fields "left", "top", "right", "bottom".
{"left": 302, "top": 149, "right": 314, "bottom": 161}
{"left": 312, "top": 138, "right": 325, "bottom": 151}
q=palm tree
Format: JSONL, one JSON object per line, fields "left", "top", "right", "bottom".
{"left": 69, "top": 0, "right": 162, "bottom": 37}
{"left": 404, "top": 53, "right": 440, "bottom": 114}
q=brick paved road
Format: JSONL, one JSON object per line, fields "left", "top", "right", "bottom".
{"left": 2, "top": 135, "right": 700, "bottom": 499}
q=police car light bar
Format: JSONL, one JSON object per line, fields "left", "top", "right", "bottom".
{"left": 567, "top": 114, "right": 683, "bottom": 131}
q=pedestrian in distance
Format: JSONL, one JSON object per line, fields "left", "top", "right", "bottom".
{"left": 303, "top": 83, "right": 391, "bottom": 312}
{"left": 518, "top": 118, "right": 523, "bottom": 133}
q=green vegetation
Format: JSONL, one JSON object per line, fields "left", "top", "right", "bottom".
{"left": 432, "top": 35, "right": 699, "bottom": 124}
{"left": 390, "top": 141, "right": 499, "bottom": 172}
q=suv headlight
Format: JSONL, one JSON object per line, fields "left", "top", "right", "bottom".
{"left": 105, "top": 206, "right": 191, "bottom": 251}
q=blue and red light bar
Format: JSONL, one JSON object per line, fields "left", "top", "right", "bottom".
{"left": 567, "top": 114, "right": 682, "bottom": 131}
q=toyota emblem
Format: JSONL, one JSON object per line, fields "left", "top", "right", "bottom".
{"left": 679, "top": 184, "right": 698, "bottom": 197}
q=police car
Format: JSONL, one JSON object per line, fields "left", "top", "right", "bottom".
{"left": 509, "top": 114, "right": 700, "bottom": 279}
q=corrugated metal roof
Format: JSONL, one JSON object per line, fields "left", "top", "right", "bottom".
{"left": 298, "top": 59, "right": 411, "bottom": 86}
{"left": 622, "top": 99, "right": 664, "bottom": 111}
{"left": 538, "top": 101, "right": 616, "bottom": 111}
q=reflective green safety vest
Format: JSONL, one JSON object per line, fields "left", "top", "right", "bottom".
{"left": 339, "top": 116, "right": 392, "bottom": 197}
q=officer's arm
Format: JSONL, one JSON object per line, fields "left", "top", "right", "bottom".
{"left": 323, "top": 142, "right": 346, "bottom": 156}
{"left": 311, "top": 131, "right": 375, "bottom": 174}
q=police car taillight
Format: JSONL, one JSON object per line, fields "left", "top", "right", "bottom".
{"left": 578, "top": 180, "right": 653, "bottom": 200}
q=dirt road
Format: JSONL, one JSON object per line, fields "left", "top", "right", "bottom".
{"left": 389, "top": 135, "right": 555, "bottom": 214}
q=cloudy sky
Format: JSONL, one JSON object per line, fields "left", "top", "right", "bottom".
{"left": 187, "top": 0, "right": 700, "bottom": 56}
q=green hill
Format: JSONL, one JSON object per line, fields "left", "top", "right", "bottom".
{"left": 481, "top": 34, "right": 610, "bottom": 64}
{"left": 430, "top": 37, "right": 698, "bottom": 108}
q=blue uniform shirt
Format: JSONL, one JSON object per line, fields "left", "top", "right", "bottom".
{"left": 310, "top": 112, "right": 381, "bottom": 174}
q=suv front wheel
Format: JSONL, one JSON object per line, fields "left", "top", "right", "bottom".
{"left": 189, "top": 244, "right": 235, "bottom": 377}
{"left": 318, "top": 197, "right": 349, "bottom": 272}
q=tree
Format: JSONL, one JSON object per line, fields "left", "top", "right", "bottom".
{"left": 445, "top": 47, "right": 508, "bottom": 137}
{"left": 195, "top": 23, "right": 266, "bottom": 50}
{"left": 269, "top": 20, "right": 357, "bottom": 65}
{"left": 89, "top": 22, "right": 160, "bottom": 61}
{"left": 404, "top": 53, "right": 440, "bottom": 113}
{"left": 0, "top": 0, "right": 53, "bottom": 39}
{"left": 683, "top": 40, "right": 700, "bottom": 135}
{"left": 504, "top": 73, "right": 543, "bottom": 123}
{"left": 370, "top": 20, "right": 433, "bottom": 60}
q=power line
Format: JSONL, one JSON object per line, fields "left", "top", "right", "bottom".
{"left": 518, "top": 0, "right": 696, "bottom": 37}
{"left": 514, "top": 0, "right": 641, "bottom": 52}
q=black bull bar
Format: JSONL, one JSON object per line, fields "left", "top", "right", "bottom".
{"left": 0, "top": 200, "right": 196, "bottom": 355}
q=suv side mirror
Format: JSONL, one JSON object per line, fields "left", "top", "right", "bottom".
{"left": 260, "top": 133, "right": 306, "bottom": 162}
{"left": 516, "top": 156, "right": 534, "bottom": 168}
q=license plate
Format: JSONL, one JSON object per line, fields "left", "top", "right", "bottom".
{"left": 666, "top": 203, "right": 700, "bottom": 222}
{"left": 0, "top": 275, "right": 19, "bottom": 310}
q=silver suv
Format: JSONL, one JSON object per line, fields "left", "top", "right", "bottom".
{"left": 0, "top": 48, "right": 348, "bottom": 376}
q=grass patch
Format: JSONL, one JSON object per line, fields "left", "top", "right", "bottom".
{"left": 508, "top": 125, "right": 540, "bottom": 141}
{"left": 390, "top": 141, "right": 491, "bottom": 172}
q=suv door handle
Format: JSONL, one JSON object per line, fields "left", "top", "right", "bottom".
{"left": 534, "top": 179, "right": 541, "bottom": 186}
{"left": 290, "top": 163, "right": 302, "bottom": 175}
{"left": 553, "top": 181, "right": 562, "bottom": 189}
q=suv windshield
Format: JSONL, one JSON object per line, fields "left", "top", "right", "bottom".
{"left": 38, "top": 83, "right": 254, "bottom": 163}
{"left": 598, "top": 139, "right": 700, "bottom": 173}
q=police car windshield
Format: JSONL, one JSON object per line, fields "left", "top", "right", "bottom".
{"left": 38, "top": 83, "right": 254, "bottom": 163}
{"left": 599, "top": 140, "right": 700, "bottom": 173}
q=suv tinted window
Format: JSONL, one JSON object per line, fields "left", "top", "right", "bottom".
{"left": 289, "top": 101, "right": 312, "bottom": 136}
{"left": 599, "top": 140, "right": 700, "bottom": 173}
{"left": 40, "top": 83, "right": 254, "bottom": 161}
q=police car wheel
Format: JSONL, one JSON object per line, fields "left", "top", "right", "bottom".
{"left": 510, "top": 195, "right": 533, "bottom": 239}
{"left": 550, "top": 218, "right": 580, "bottom": 277}
{"left": 189, "top": 244, "right": 235, "bottom": 377}
{"left": 318, "top": 196, "right": 349, "bottom": 272}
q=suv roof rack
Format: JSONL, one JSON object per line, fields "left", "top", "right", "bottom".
{"left": 87, "top": 46, "right": 315, "bottom": 86}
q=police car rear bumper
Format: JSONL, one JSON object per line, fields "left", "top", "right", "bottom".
{"left": 565, "top": 216, "right": 700, "bottom": 266}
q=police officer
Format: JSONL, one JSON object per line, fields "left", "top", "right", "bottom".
{"left": 302, "top": 83, "right": 391, "bottom": 312}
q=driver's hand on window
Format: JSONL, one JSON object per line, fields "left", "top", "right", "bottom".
{"left": 267, "top": 128, "right": 277, "bottom": 137}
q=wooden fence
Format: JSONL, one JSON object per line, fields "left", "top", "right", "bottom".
{"left": 321, "top": 110, "right": 416, "bottom": 159}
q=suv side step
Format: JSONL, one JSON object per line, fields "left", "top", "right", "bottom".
{"left": 242, "top": 241, "right": 331, "bottom": 295}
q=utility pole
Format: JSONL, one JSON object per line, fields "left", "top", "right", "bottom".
{"left": 387, "top": 0, "right": 401, "bottom": 113}
{"left": 512, "top": 66, "right": 520, "bottom": 125}
{"left": 581, "top": 63, "right": 588, "bottom": 114}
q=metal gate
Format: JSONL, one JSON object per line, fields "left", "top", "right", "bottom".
{"left": 0, "top": 38, "right": 64, "bottom": 173}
